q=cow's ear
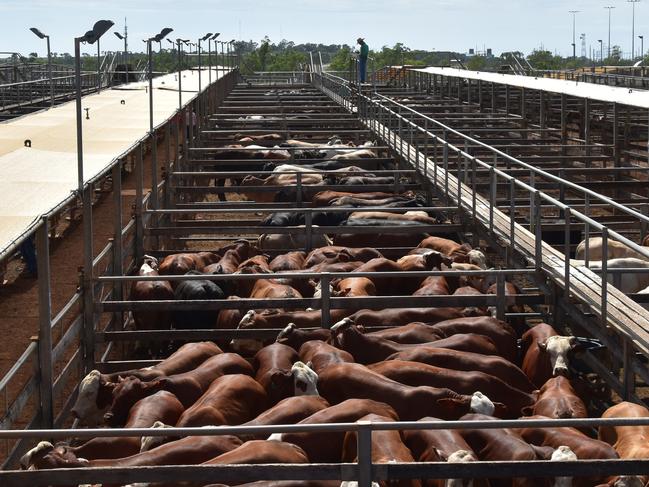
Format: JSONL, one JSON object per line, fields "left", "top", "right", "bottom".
{"left": 537, "top": 340, "right": 547, "bottom": 351}
{"left": 434, "top": 448, "right": 448, "bottom": 461}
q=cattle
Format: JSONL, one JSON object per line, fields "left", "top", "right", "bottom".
{"left": 268, "top": 398, "right": 398, "bottom": 462}
{"left": 175, "top": 374, "right": 267, "bottom": 428}
{"left": 158, "top": 252, "right": 220, "bottom": 276}
{"left": 365, "top": 323, "right": 445, "bottom": 344}
{"left": 429, "top": 316, "right": 518, "bottom": 364}
{"left": 299, "top": 340, "right": 355, "bottom": 374}
{"left": 417, "top": 237, "right": 473, "bottom": 262}
{"left": 524, "top": 376, "right": 587, "bottom": 419}
{"left": 240, "top": 174, "right": 323, "bottom": 203}
{"left": 305, "top": 246, "right": 383, "bottom": 268}
{"left": 173, "top": 271, "right": 226, "bottom": 329}
{"left": 276, "top": 323, "right": 332, "bottom": 350}
{"left": 348, "top": 308, "right": 466, "bottom": 328}
{"left": 369, "top": 360, "right": 535, "bottom": 418}
{"left": 204, "top": 240, "right": 258, "bottom": 276}
{"left": 413, "top": 276, "right": 451, "bottom": 296}
{"left": 576, "top": 257, "right": 649, "bottom": 294}
{"left": 333, "top": 276, "right": 377, "bottom": 298}
{"left": 104, "top": 353, "right": 254, "bottom": 426}
{"left": 239, "top": 395, "right": 330, "bottom": 440}
{"left": 237, "top": 308, "right": 352, "bottom": 332}
{"left": 518, "top": 415, "right": 621, "bottom": 487}
{"left": 330, "top": 144, "right": 378, "bottom": 160}
{"left": 575, "top": 236, "right": 649, "bottom": 261}
{"left": 331, "top": 319, "right": 498, "bottom": 364}
{"left": 460, "top": 413, "right": 555, "bottom": 487}
{"left": 335, "top": 175, "right": 395, "bottom": 186}
{"left": 129, "top": 256, "right": 174, "bottom": 355}
{"left": 200, "top": 440, "right": 309, "bottom": 470}
{"left": 347, "top": 211, "right": 438, "bottom": 225}
{"left": 20, "top": 434, "right": 244, "bottom": 471}
{"left": 521, "top": 323, "right": 577, "bottom": 388}
{"left": 311, "top": 190, "right": 399, "bottom": 207}
{"left": 385, "top": 346, "right": 535, "bottom": 393}
{"left": 41, "top": 391, "right": 183, "bottom": 462}
{"left": 599, "top": 402, "right": 649, "bottom": 486}
{"left": 451, "top": 285, "right": 488, "bottom": 317}
{"left": 71, "top": 342, "right": 221, "bottom": 425}
{"left": 269, "top": 251, "right": 307, "bottom": 272}
{"left": 341, "top": 413, "right": 421, "bottom": 487}
{"left": 318, "top": 362, "right": 499, "bottom": 421}
{"left": 403, "top": 417, "right": 487, "bottom": 487}
{"left": 254, "top": 343, "right": 312, "bottom": 404}
{"left": 258, "top": 227, "right": 333, "bottom": 251}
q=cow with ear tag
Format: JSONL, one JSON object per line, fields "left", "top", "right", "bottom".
{"left": 521, "top": 323, "right": 578, "bottom": 388}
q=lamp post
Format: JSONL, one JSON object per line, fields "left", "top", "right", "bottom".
{"left": 598, "top": 39, "right": 604, "bottom": 63}
{"left": 145, "top": 28, "right": 173, "bottom": 212}
{"left": 230, "top": 40, "right": 236, "bottom": 69}
{"left": 569, "top": 10, "right": 580, "bottom": 59}
{"left": 604, "top": 6, "right": 615, "bottom": 59}
{"left": 175, "top": 38, "right": 190, "bottom": 110}
{"left": 629, "top": 0, "right": 641, "bottom": 59}
{"left": 640, "top": 35, "right": 645, "bottom": 59}
{"left": 210, "top": 33, "right": 220, "bottom": 83}
{"left": 220, "top": 40, "right": 225, "bottom": 73}
{"left": 29, "top": 27, "right": 53, "bottom": 106}
{"left": 198, "top": 33, "right": 212, "bottom": 94}
{"left": 74, "top": 19, "right": 113, "bottom": 374}
{"left": 114, "top": 26, "right": 128, "bottom": 83}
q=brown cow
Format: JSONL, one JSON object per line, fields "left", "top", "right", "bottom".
{"left": 239, "top": 395, "right": 330, "bottom": 440}
{"left": 129, "top": 256, "right": 174, "bottom": 355}
{"left": 413, "top": 276, "right": 451, "bottom": 296}
{"left": 304, "top": 246, "right": 383, "bottom": 268}
{"left": 270, "top": 251, "right": 307, "bottom": 272}
{"left": 386, "top": 347, "right": 535, "bottom": 393}
{"left": 318, "top": 363, "right": 500, "bottom": 421}
{"left": 403, "top": 416, "right": 487, "bottom": 487}
{"left": 460, "top": 413, "right": 555, "bottom": 487}
{"left": 331, "top": 319, "right": 498, "bottom": 364}
{"left": 158, "top": 251, "right": 220, "bottom": 276}
{"left": 521, "top": 323, "right": 577, "bottom": 387}
{"left": 20, "top": 434, "right": 243, "bottom": 471}
{"left": 599, "top": 402, "right": 649, "bottom": 486}
{"left": 523, "top": 376, "right": 587, "bottom": 419}
{"left": 369, "top": 360, "right": 535, "bottom": 419}
{"left": 311, "top": 191, "right": 398, "bottom": 207}
{"left": 519, "top": 415, "right": 620, "bottom": 487}
{"left": 342, "top": 413, "right": 421, "bottom": 487}
{"left": 348, "top": 308, "right": 467, "bottom": 328}
{"left": 298, "top": 340, "right": 355, "bottom": 374}
{"left": 46, "top": 391, "right": 183, "bottom": 461}
{"left": 365, "top": 322, "right": 446, "bottom": 344}
{"left": 71, "top": 342, "right": 222, "bottom": 425}
{"left": 104, "top": 353, "right": 254, "bottom": 426}
{"left": 175, "top": 374, "right": 267, "bottom": 428}
{"left": 271, "top": 398, "right": 399, "bottom": 462}
{"left": 275, "top": 323, "right": 332, "bottom": 350}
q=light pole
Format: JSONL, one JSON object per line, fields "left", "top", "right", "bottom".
{"left": 74, "top": 19, "right": 113, "bottom": 374}
{"left": 209, "top": 33, "right": 220, "bottom": 84}
{"left": 29, "top": 27, "right": 53, "bottom": 106}
{"left": 629, "top": 0, "right": 641, "bottom": 59}
{"left": 640, "top": 35, "right": 645, "bottom": 59}
{"left": 114, "top": 26, "right": 128, "bottom": 83}
{"left": 145, "top": 28, "right": 173, "bottom": 211}
{"left": 605, "top": 6, "right": 615, "bottom": 59}
{"left": 220, "top": 40, "right": 225, "bottom": 73}
{"left": 569, "top": 10, "right": 580, "bottom": 59}
{"left": 198, "top": 33, "right": 212, "bottom": 94}
{"left": 230, "top": 40, "right": 236, "bottom": 69}
{"left": 175, "top": 38, "right": 190, "bottom": 110}
{"left": 598, "top": 39, "right": 603, "bottom": 63}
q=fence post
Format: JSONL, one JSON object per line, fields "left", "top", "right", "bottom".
{"left": 496, "top": 273, "right": 506, "bottom": 321}
{"left": 296, "top": 172, "right": 303, "bottom": 208}
{"left": 623, "top": 339, "right": 635, "bottom": 400}
{"left": 563, "top": 207, "right": 571, "bottom": 300}
{"left": 534, "top": 191, "right": 542, "bottom": 272}
{"left": 489, "top": 167, "right": 496, "bottom": 235}
{"left": 601, "top": 227, "right": 608, "bottom": 326}
{"left": 357, "top": 421, "right": 373, "bottom": 487}
{"left": 112, "top": 163, "right": 124, "bottom": 325}
{"left": 135, "top": 143, "right": 144, "bottom": 263}
{"left": 36, "top": 218, "right": 53, "bottom": 428}
{"left": 509, "top": 179, "right": 516, "bottom": 267}
{"left": 305, "top": 211, "right": 313, "bottom": 252}
{"left": 320, "top": 273, "right": 332, "bottom": 329}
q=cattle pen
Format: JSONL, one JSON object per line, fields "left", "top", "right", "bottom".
{"left": 2, "top": 62, "right": 649, "bottom": 486}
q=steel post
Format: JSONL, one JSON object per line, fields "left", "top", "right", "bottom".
{"left": 36, "top": 218, "right": 53, "bottom": 428}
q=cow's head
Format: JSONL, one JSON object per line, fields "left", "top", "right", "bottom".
{"left": 292, "top": 361, "right": 318, "bottom": 396}
{"left": 469, "top": 391, "right": 495, "bottom": 416}
{"left": 550, "top": 446, "right": 577, "bottom": 487}
{"left": 276, "top": 323, "right": 296, "bottom": 343}
{"left": 20, "top": 441, "right": 54, "bottom": 470}
{"left": 71, "top": 370, "right": 114, "bottom": 426}
{"left": 142, "top": 255, "right": 159, "bottom": 271}
{"left": 466, "top": 249, "right": 487, "bottom": 269}
{"left": 140, "top": 421, "right": 172, "bottom": 452}
{"left": 105, "top": 376, "right": 166, "bottom": 427}
{"left": 445, "top": 449, "right": 476, "bottom": 487}
{"left": 422, "top": 249, "right": 453, "bottom": 270}
{"left": 612, "top": 476, "right": 645, "bottom": 487}
{"left": 230, "top": 310, "right": 264, "bottom": 353}
{"left": 538, "top": 335, "right": 577, "bottom": 377}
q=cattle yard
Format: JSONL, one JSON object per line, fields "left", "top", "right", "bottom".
{"left": 2, "top": 66, "right": 649, "bottom": 486}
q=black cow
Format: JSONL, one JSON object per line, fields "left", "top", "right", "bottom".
{"left": 173, "top": 271, "right": 226, "bottom": 329}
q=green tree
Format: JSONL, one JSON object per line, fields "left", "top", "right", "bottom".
{"left": 466, "top": 55, "right": 487, "bottom": 71}
{"left": 328, "top": 46, "right": 352, "bottom": 71}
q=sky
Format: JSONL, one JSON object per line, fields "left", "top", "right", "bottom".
{"left": 1, "top": 0, "right": 647, "bottom": 59}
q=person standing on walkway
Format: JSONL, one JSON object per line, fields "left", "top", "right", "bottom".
{"left": 357, "top": 37, "right": 369, "bottom": 83}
